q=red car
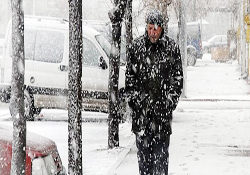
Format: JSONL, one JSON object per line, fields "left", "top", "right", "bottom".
{"left": 0, "top": 124, "right": 66, "bottom": 174}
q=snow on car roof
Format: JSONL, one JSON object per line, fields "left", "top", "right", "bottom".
{"left": 207, "top": 35, "right": 227, "bottom": 42}
{"left": 0, "top": 124, "right": 56, "bottom": 156}
{"left": 8, "top": 16, "right": 101, "bottom": 37}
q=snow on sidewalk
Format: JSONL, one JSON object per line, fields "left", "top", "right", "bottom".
{"left": 186, "top": 54, "right": 250, "bottom": 98}
{"left": 114, "top": 103, "right": 250, "bottom": 175}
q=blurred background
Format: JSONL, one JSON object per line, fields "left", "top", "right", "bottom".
{"left": 0, "top": 0, "right": 239, "bottom": 40}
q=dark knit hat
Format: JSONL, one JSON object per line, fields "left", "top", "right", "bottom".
{"left": 146, "top": 9, "right": 164, "bottom": 27}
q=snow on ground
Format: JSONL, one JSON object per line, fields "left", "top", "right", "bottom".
{"left": 169, "top": 108, "right": 250, "bottom": 175}
{"left": 0, "top": 54, "right": 250, "bottom": 174}
{"left": 186, "top": 54, "right": 249, "bottom": 98}
{"left": 115, "top": 106, "right": 250, "bottom": 175}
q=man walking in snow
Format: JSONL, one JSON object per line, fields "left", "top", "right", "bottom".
{"left": 125, "top": 9, "right": 183, "bottom": 174}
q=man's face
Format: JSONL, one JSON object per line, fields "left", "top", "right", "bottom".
{"left": 147, "top": 24, "right": 162, "bottom": 43}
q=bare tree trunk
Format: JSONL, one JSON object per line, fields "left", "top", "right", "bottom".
{"left": 125, "top": 0, "right": 133, "bottom": 61}
{"left": 178, "top": 0, "right": 187, "bottom": 98}
{"left": 108, "top": 0, "right": 127, "bottom": 149}
{"left": 192, "top": 0, "right": 196, "bottom": 21}
{"left": 68, "top": 0, "right": 82, "bottom": 174}
{"left": 10, "top": 0, "right": 26, "bottom": 174}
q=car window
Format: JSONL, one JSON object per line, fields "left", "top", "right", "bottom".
{"left": 8, "top": 29, "right": 36, "bottom": 60}
{"left": 32, "top": 155, "right": 57, "bottom": 174}
{"left": 34, "top": 30, "right": 64, "bottom": 63}
{"left": 95, "top": 34, "right": 111, "bottom": 58}
{"left": 213, "top": 37, "right": 221, "bottom": 43}
{"left": 82, "top": 37, "right": 101, "bottom": 67}
{"left": 222, "top": 36, "right": 227, "bottom": 43}
{"left": 24, "top": 29, "right": 36, "bottom": 60}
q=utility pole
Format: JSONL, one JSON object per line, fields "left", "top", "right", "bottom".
{"left": 68, "top": 0, "right": 82, "bottom": 174}
{"left": 10, "top": 0, "right": 26, "bottom": 174}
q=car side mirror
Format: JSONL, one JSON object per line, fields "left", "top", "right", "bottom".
{"left": 98, "top": 56, "right": 108, "bottom": 69}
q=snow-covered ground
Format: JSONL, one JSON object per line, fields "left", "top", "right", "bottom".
{"left": 186, "top": 55, "right": 249, "bottom": 99}
{"left": 115, "top": 102, "right": 250, "bottom": 175}
{"left": 0, "top": 54, "right": 250, "bottom": 174}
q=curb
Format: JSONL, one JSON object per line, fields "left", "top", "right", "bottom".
{"left": 106, "top": 140, "right": 135, "bottom": 175}
{"left": 180, "top": 98, "right": 250, "bottom": 102}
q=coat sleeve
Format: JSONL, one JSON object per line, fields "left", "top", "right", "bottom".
{"left": 125, "top": 44, "right": 140, "bottom": 111}
{"left": 167, "top": 43, "right": 183, "bottom": 112}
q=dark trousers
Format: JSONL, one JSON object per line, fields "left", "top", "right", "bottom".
{"left": 136, "top": 133, "right": 170, "bottom": 175}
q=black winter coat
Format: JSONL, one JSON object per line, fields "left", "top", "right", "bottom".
{"left": 125, "top": 31, "right": 183, "bottom": 137}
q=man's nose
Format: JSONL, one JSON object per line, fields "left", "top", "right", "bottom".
{"left": 151, "top": 31, "right": 157, "bottom": 36}
{"left": 150, "top": 28, "right": 156, "bottom": 32}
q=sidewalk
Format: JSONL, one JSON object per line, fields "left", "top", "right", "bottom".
{"left": 110, "top": 56, "right": 250, "bottom": 175}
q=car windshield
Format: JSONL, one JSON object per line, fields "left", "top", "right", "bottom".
{"left": 207, "top": 36, "right": 218, "bottom": 43}
{"left": 32, "top": 155, "right": 59, "bottom": 174}
{"left": 207, "top": 35, "right": 226, "bottom": 43}
{"left": 95, "top": 34, "right": 126, "bottom": 66}
{"left": 95, "top": 34, "right": 111, "bottom": 58}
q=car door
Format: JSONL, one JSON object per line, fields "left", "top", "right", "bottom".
{"left": 32, "top": 29, "right": 67, "bottom": 103}
{"left": 81, "top": 36, "right": 109, "bottom": 93}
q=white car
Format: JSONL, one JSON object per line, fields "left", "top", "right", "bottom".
{"left": 0, "top": 16, "right": 126, "bottom": 120}
{"left": 202, "top": 35, "right": 227, "bottom": 53}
